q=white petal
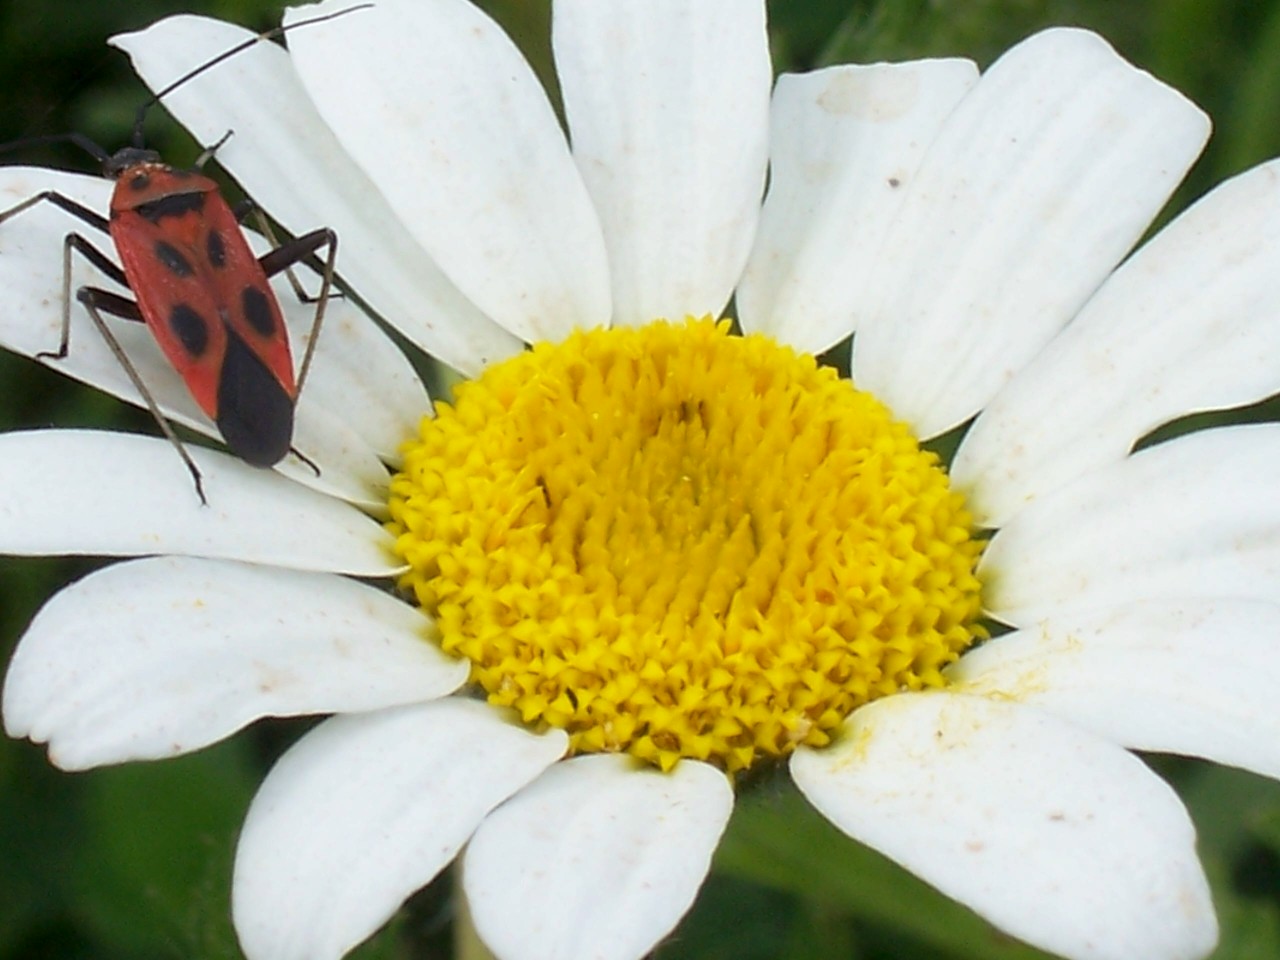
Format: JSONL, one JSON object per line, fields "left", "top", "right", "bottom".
{"left": 2, "top": 556, "right": 466, "bottom": 770}
{"left": 234, "top": 701, "right": 568, "bottom": 960}
{"left": 112, "top": 13, "right": 522, "bottom": 375}
{"left": 949, "top": 599, "right": 1280, "bottom": 781}
{"left": 852, "top": 28, "right": 1209, "bottom": 439}
{"left": 283, "top": 0, "right": 610, "bottom": 343}
{"left": 554, "top": 0, "right": 770, "bottom": 327}
{"left": 465, "top": 755, "right": 732, "bottom": 960}
{"left": 792, "top": 692, "right": 1216, "bottom": 960}
{"left": 0, "top": 167, "right": 402, "bottom": 506}
{"left": 955, "top": 158, "right": 1280, "bottom": 526}
{"left": 0, "top": 429, "right": 395, "bottom": 575}
{"left": 982, "top": 424, "right": 1280, "bottom": 625}
{"left": 738, "top": 58, "right": 978, "bottom": 352}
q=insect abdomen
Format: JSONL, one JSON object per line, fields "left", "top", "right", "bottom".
{"left": 216, "top": 327, "right": 294, "bottom": 466}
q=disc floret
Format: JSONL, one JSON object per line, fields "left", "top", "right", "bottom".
{"left": 388, "top": 320, "right": 984, "bottom": 773}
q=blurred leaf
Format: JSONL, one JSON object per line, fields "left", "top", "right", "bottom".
{"left": 0, "top": 743, "right": 89, "bottom": 956}
{"left": 810, "top": 0, "right": 1112, "bottom": 69}
{"left": 656, "top": 875, "right": 807, "bottom": 960}
{"left": 75, "top": 739, "right": 258, "bottom": 958}
{"left": 1252, "top": 803, "right": 1280, "bottom": 859}
{"left": 1161, "top": 760, "right": 1280, "bottom": 959}
{"left": 766, "top": 0, "right": 858, "bottom": 71}
{"left": 348, "top": 912, "right": 415, "bottom": 960}
{"left": 478, "top": 0, "right": 554, "bottom": 101}
{"left": 715, "top": 778, "right": 1056, "bottom": 960}
{"left": 1220, "top": 3, "right": 1280, "bottom": 177}
{"left": 1199, "top": 857, "right": 1280, "bottom": 960}
{"left": 1178, "top": 762, "right": 1280, "bottom": 864}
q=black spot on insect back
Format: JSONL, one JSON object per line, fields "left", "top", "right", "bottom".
{"left": 134, "top": 192, "right": 206, "bottom": 223}
{"left": 169, "top": 304, "right": 209, "bottom": 357}
{"left": 154, "top": 240, "right": 195, "bottom": 277}
{"left": 206, "top": 230, "right": 227, "bottom": 269}
{"left": 129, "top": 172, "right": 150, "bottom": 192}
{"left": 241, "top": 286, "right": 276, "bottom": 337}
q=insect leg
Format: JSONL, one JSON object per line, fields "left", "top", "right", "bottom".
{"left": 256, "top": 227, "right": 338, "bottom": 398}
{"left": 40, "top": 232, "right": 133, "bottom": 361}
{"left": 24, "top": 222, "right": 208, "bottom": 502}
{"left": 193, "top": 130, "right": 235, "bottom": 170}
{"left": 260, "top": 225, "right": 337, "bottom": 478}
{"left": 0, "top": 190, "right": 110, "bottom": 234}
{"left": 242, "top": 208, "right": 308, "bottom": 301}
{"left": 0, "top": 191, "right": 121, "bottom": 360}
{"left": 288, "top": 445, "right": 321, "bottom": 477}
{"left": 75, "top": 286, "right": 142, "bottom": 321}
{"left": 77, "top": 287, "right": 208, "bottom": 506}
{"left": 243, "top": 207, "right": 341, "bottom": 305}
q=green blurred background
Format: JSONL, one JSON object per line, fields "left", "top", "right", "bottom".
{"left": 2, "top": 1, "right": 1280, "bottom": 958}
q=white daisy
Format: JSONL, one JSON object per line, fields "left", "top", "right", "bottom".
{"left": 2, "top": 2, "right": 1278, "bottom": 960}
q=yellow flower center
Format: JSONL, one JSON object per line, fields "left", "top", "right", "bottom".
{"left": 387, "top": 319, "right": 984, "bottom": 773}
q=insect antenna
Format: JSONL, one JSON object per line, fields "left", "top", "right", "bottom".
{"left": 129, "top": 3, "right": 374, "bottom": 148}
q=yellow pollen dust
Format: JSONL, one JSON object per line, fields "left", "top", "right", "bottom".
{"left": 387, "top": 319, "right": 984, "bottom": 774}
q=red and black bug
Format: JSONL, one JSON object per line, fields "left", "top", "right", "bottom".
{"left": 0, "top": 5, "right": 370, "bottom": 503}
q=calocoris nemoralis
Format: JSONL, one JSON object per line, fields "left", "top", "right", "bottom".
{"left": 0, "top": 4, "right": 372, "bottom": 503}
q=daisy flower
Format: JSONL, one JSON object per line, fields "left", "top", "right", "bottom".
{"left": 2, "top": 1, "right": 1278, "bottom": 959}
